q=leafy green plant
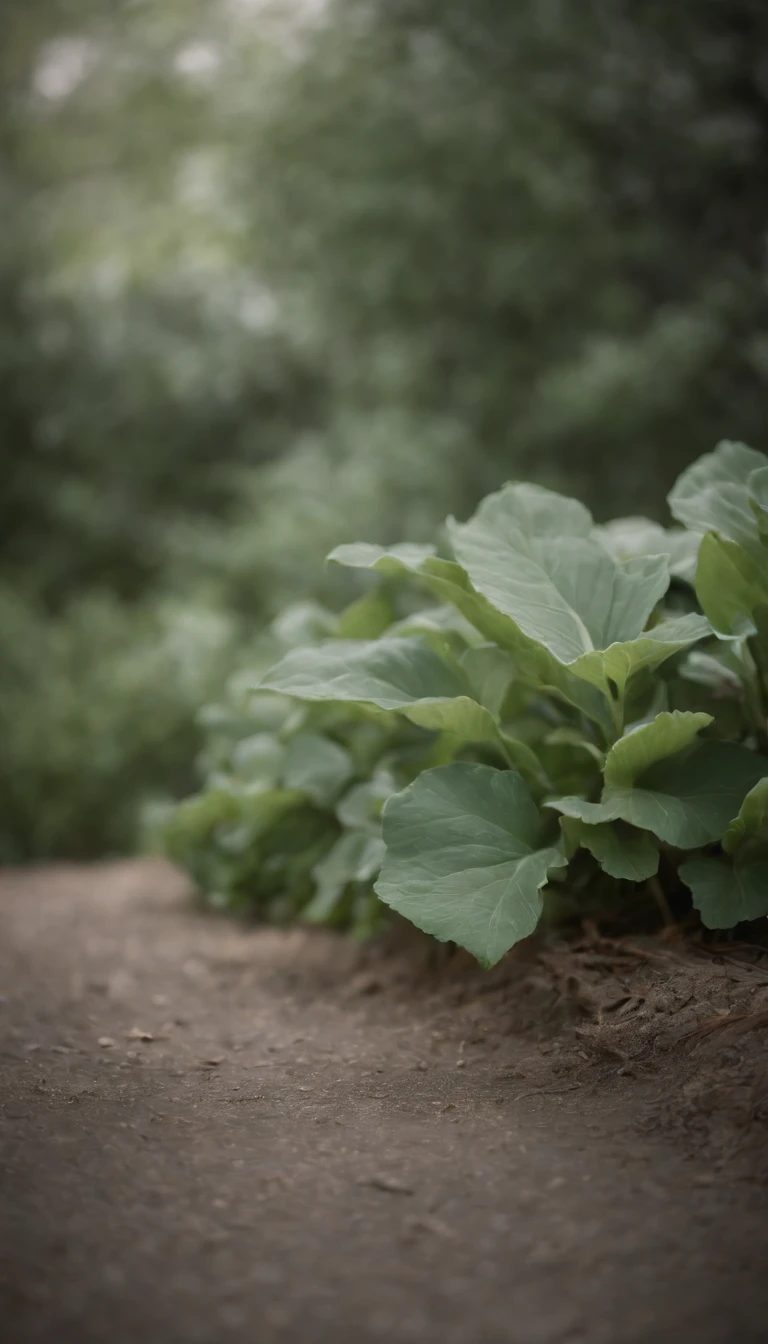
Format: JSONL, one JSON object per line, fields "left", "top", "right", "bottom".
{"left": 243, "top": 442, "right": 767, "bottom": 963}
{"left": 669, "top": 442, "right": 768, "bottom": 725}
{"left": 155, "top": 593, "right": 455, "bottom": 934}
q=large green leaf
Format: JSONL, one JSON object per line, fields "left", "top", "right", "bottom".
{"left": 375, "top": 763, "right": 566, "bottom": 967}
{"left": 260, "top": 637, "right": 499, "bottom": 748}
{"left": 448, "top": 484, "right": 671, "bottom": 665}
{"left": 465, "top": 480, "right": 594, "bottom": 541}
{"left": 262, "top": 636, "right": 465, "bottom": 707}
{"left": 263, "top": 634, "right": 551, "bottom": 786}
{"left": 668, "top": 441, "right": 768, "bottom": 552}
{"left": 446, "top": 483, "right": 709, "bottom": 703}
{"left": 550, "top": 738, "right": 768, "bottom": 849}
{"left": 329, "top": 542, "right": 615, "bottom": 735}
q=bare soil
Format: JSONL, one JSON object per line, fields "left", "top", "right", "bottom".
{"left": 1, "top": 860, "right": 767, "bottom": 1344}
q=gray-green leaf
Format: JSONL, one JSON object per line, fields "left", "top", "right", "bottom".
{"left": 668, "top": 441, "right": 768, "bottom": 553}
{"left": 448, "top": 484, "right": 671, "bottom": 666}
{"left": 262, "top": 635, "right": 499, "bottom": 742}
{"left": 329, "top": 536, "right": 621, "bottom": 735}
{"left": 447, "top": 483, "right": 709, "bottom": 701}
{"left": 679, "top": 857, "right": 768, "bottom": 929}
{"left": 375, "top": 763, "right": 566, "bottom": 967}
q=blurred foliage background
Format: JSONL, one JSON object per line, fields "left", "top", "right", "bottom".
{"left": 2, "top": 0, "right": 767, "bottom": 861}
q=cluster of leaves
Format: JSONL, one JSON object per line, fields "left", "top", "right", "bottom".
{"left": 165, "top": 443, "right": 768, "bottom": 964}
{"left": 156, "top": 594, "right": 462, "bottom": 934}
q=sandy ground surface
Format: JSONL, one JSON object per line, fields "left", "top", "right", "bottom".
{"left": 1, "top": 860, "right": 767, "bottom": 1344}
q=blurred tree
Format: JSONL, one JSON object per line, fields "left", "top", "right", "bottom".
{"left": 0, "top": 0, "right": 326, "bottom": 605}
{"left": 249, "top": 0, "right": 768, "bottom": 517}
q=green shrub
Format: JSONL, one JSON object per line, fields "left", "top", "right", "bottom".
{"left": 163, "top": 442, "right": 768, "bottom": 958}
{"left": 0, "top": 588, "right": 239, "bottom": 862}
{"left": 154, "top": 591, "right": 462, "bottom": 933}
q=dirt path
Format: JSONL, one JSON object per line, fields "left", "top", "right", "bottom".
{"left": 1, "top": 861, "right": 767, "bottom": 1344}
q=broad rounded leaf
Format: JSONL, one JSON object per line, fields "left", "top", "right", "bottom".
{"left": 375, "top": 763, "right": 566, "bottom": 967}
{"left": 448, "top": 494, "right": 670, "bottom": 666}
{"left": 261, "top": 635, "right": 494, "bottom": 741}
{"left": 446, "top": 483, "right": 708, "bottom": 704}
{"left": 261, "top": 637, "right": 468, "bottom": 709}
{"left": 327, "top": 541, "right": 614, "bottom": 732}
{"left": 465, "top": 481, "right": 593, "bottom": 541}
{"left": 260, "top": 637, "right": 543, "bottom": 775}
{"left": 668, "top": 441, "right": 768, "bottom": 552}
{"left": 680, "top": 857, "right": 768, "bottom": 929}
